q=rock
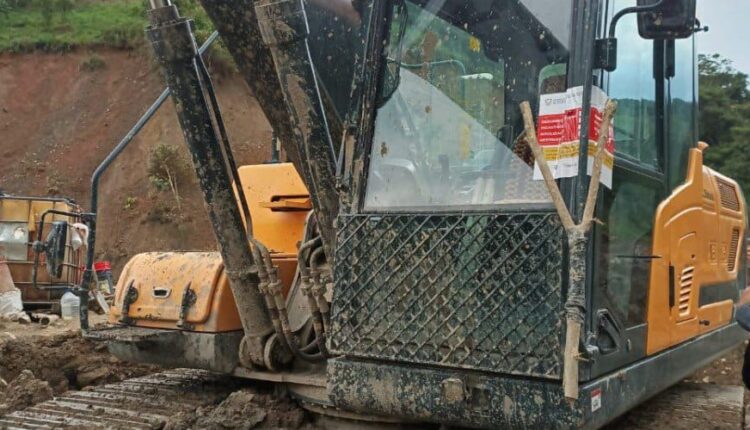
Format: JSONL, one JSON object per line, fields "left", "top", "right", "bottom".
{"left": 76, "top": 366, "right": 111, "bottom": 387}
{"left": 0, "top": 370, "right": 54, "bottom": 415}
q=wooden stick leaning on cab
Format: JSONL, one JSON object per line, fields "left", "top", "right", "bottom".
{"left": 519, "top": 99, "right": 618, "bottom": 401}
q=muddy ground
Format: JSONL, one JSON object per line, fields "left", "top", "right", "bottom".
{"left": 164, "top": 389, "right": 312, "bottom": 430}
{"left": 0, "top": 316, "right": 159, "bottom": 415}
{"left": 0, "top": 317, "right": 748, "bottom": 429}
{"left": 0, "top": 317, "right": 318, "bottom": 429}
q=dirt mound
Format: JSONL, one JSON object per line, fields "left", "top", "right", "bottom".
{"left": 0, "top": 331, "right": 159, "bottom": 395}
{"left": 0, "top": 49, "right": 273, "bottom": 277}
{"left": 0, "top": 370, "right": 54, "bottom": 415}
{"left": 165, "top": 388, "right": 310, "bottom": 430}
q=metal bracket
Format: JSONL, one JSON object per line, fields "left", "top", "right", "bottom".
{"left": 176, "top": 282, "right": 196, "bottom": 330}
{"left": 119, "top": 281, "right": 138, "bottom": 325}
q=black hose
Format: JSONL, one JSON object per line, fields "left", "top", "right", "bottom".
{"left": 251, "top": 239, "right": 324, "bottom": 362}
{"left": 297, "top": 241, "right": 330, "bottom": 358}
{"left": 298, "top": 237, "right": 323, "bottom": 276}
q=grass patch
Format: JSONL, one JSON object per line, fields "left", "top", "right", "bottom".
{"left": 0, "top": 0, "right": 231, "bottom": 63}
{"left": 0, "top": 1, "right": 146, "bottom": 52}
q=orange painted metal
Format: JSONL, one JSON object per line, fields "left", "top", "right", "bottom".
{"left": 237, "top": 163, "right": 311, "bottom": 297}
{"left": 109, "top": 252, "right": 243, "bottom": 332}
{"left": 110, "top": 163, "right": 312, "bottom": 332}
{"left": 237, "top": 163, "right": 311, "bottom": 256}
{"left": 646, "top": 143, "right": 747, "bottom": 354}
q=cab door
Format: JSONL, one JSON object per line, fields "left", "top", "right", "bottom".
{"left": 589, "top": 0, "right": 694, "bottom": 374}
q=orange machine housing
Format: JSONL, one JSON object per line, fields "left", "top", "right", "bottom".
{"left": 647, "top": 143, "right": 747, "bottom": 354}
{"left": 109, "top": 163, "right": 311, "bottom": 332}
{"left": 237, "top": 163, "right": 312, "bottom": 297}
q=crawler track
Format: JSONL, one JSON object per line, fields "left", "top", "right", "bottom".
{"left": 1, "top": 367, "right": 746, "bottom": 429}
{"left": 0, "top": 369, "right": 239, "bottom": 429}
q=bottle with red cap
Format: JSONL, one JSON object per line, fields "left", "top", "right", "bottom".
{"left": 94, "top": 261, "right": 114, "bottom": 295}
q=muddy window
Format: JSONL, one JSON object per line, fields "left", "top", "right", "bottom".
{"left": 364, "top": 0, "right": 571, "bottom": 211}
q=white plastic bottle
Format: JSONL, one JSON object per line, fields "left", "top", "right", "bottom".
{"left": 60, "top": 291, "right": 80, "bottom": 321}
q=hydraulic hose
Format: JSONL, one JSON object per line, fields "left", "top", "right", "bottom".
{"left": 251, "top": 238, "right": 325, "bottom": 362}
{"left": 309, "top": 246, "right": 331, "bottom": 334}
{"left": 297, "top": 238, "right": 330, "bottom": 358}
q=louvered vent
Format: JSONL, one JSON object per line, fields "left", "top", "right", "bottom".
{"left": 728, "top": 228, "right": 741, "bottom": 271}
{"left": 717, "top": 178, "right": 740, "bottom": 211}
{"left": 678, "top": 266, "right": 695, "bottom": 317}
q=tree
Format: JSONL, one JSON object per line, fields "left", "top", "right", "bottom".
{"left": 699, "top": 54, "right": 750, "bottom": 202}
{"left": 148, "top": 143, "right": 189, "bottom": 209}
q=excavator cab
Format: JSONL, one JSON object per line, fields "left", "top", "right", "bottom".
{"left": 83, "top": 0, "right": 748, "bottom": 429}
{"left": 328, "top": 0, "right": 747, "bottom": 427}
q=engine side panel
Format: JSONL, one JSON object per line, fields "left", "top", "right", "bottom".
{"left": 647, "top": 145, "right": 747, "bottom": 354}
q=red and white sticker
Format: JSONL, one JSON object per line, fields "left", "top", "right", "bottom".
{"left": 534, "top": 86, "right": 615, "bottom": 189}
{"left": 591, "top": 387, "right": 602, "bottom": 412}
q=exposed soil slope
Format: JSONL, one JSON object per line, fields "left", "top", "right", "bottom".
{"left": 0, "top": 49, "right": 273, "bottom": 275}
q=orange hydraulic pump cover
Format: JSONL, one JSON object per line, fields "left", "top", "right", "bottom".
{"left": 109, "top": 252, "right": 242, "bottom": 332}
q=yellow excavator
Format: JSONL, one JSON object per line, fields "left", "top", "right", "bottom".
{"left": 26, "top": 0, "right": 750, "bottom": 428}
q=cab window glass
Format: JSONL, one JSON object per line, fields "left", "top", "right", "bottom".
{"left": 668, "top": 38, "right": 697, "bottom": 189}
{"left": 364, "top": 0, "right": 571, "bottom": 210}
{"left": 605, "top": 0, "right": 659, "bottom": 168}
{"left": 597, "top": 177, "right": 661, "bottom": 325}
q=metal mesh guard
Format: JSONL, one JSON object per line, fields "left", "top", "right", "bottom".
{"left": 330, "top": 213, "right": 565, "bottom": 379}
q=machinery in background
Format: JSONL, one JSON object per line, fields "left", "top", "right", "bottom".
{"left": 0, "top": 194, "right": 83, "bottom": 312}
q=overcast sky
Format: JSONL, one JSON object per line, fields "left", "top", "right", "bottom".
{"left": 696, "top": 1, "right": 750, "bottom": 74}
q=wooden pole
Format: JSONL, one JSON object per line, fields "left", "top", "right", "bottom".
{"left": 520, "top": 99, "right": 617, "bottom": 400}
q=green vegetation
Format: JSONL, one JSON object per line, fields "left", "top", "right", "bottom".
{"left": 0, "top": 0, "right": 221, "bottom": 54}
{"left": 0, "top": 0, "right": 144, "bottom": 52}
{"left": 79, "top": 52, "right": 106, "bottom": 71}
{"left": 123, "top": 196, "right": 137, "bottom": 210}
{"left": 699, "top": 54, "right": 750, "bottom": 203}
{"left": 148, "top": 142, "right": 190, "bottom": 209}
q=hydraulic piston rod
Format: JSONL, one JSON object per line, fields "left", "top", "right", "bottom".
{"left": 145, "top": 1, "right": 273, "bottom": 367}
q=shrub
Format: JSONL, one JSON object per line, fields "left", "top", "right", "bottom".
{"left": 147, "top": 143, "right": 189, "bottom": 208}
{"left": 79, "top": 53, "right": 106, "bottom": 72}
{"left": 124, "top": 196, "right": 137, "bottom": 210}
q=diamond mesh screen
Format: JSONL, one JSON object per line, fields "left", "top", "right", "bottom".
{"left": 330, "top": 213, "right": 566, "bottom": 379}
